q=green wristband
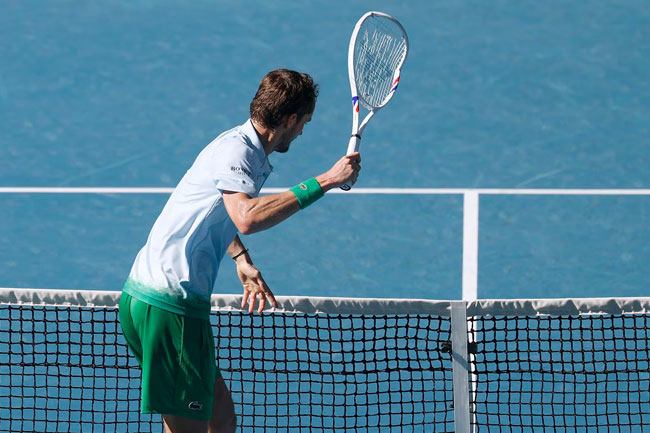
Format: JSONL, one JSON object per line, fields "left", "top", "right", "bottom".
{"left": 290, "top": 177, "right": 324, "bottom": 209}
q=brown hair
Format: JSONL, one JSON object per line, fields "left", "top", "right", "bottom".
{"left": 250, "top": 69, "right": 319, "bottom": 130}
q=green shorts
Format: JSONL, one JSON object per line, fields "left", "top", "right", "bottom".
{"left": 118, "top": 291, "right": 220, "bottom": 421}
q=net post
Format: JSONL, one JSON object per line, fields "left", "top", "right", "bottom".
{"left": 462, "top": 191, "right": 479, "bottom": 301}
{"left": 461, "top": 189, "right": 480, "bottom": 432}
{"left": 451, "top": 300, "right": 472, "bottom": 433}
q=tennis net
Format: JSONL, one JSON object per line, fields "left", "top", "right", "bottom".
{"left": 467, "top": 299, "right": 650, "bottom": 433}
{"left": 1, "top": 289, "right": 649, "bottom": 433}
{"left": 0, "top": 289, "right": 453, "bottom": 433}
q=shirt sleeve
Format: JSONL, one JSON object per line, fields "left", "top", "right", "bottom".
{"left": 210, "top": 137, "right": 259, "bottom": 196}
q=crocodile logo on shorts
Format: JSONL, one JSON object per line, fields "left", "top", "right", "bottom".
{"left": 188, "top": 401, "right": 204, "bottom": 411}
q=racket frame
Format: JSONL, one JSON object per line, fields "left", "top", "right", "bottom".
{"left": 342, "top": 11, "right": 408, "bottom": 190}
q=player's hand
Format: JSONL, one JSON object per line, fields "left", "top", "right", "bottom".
{"left": 236, "top": 260, "right": 277, "bottom": 313}
{"left": 316, "top": 152, "right": 361, "bottom": 191}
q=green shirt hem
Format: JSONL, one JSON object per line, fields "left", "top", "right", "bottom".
{"left": 122, "top": 279, "right": 211, "bottom": 320}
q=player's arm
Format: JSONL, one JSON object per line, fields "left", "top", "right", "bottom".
{"left": 222, "top": 153, "right": 360, "bottom": 235}
{"left": 227, "top": 235, "right": 277, "bottom": 313}
{"left": 226, "top": 234, "right": 250, "bottom": 261}
{"left": 222, "top": 190, "right": 299, "bottom": 235}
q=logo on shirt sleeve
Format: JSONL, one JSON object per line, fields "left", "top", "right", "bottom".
{"left": 231, "top": 166, "right": 252, "bottom": 177}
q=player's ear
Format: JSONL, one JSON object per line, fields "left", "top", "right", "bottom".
{"left": 283, "top": 113, "right": 298, "bottom": 128}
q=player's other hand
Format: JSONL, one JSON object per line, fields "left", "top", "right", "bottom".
{"left": 236, "top": 260, "right": 277, "bottom": 313}
{"left": 316, "top": 152, "right": 361, "bottom": 191}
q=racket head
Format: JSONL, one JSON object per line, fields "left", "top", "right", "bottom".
{"left": 348, "top": 11, "right": 409, "bottom": 111}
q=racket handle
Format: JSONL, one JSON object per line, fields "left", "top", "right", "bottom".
{"left": 346, "top": 134, "right": 361, "bottom": 155}
{"left": 340, "top": 134, "right": 361, "bottom": 191}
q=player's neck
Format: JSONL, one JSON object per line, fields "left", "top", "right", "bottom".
{"left": 251, "top": 119, "right": 281, "bottom": 156}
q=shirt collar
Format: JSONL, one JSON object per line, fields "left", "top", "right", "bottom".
{"left": 242, "top": 119, "right": 273, "bottom": 173}
{"left": 242, "top": 119, "right": 265, "bottom": 155}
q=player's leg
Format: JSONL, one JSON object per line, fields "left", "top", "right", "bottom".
{"left": 208, "top": 376, "right": 237, "bottom": 433}
{"left": 162, "top": 368, "right": 235, "bottom": 433}
{"left": 162, "top": 376, "right": 236, "bottom": 433}
{"left": 121, "top": 295, "right": 218, "bottom": 430}
{"left": 163, "top": 414, "right": 208, "bottom": 433}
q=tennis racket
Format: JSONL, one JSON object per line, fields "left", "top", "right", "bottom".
{"left": 340, "top": 11, "right": 409, "bottom": 191}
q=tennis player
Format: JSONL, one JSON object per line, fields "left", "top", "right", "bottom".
{"left": 118, "top": 69, "right": 361, "bottom": 433}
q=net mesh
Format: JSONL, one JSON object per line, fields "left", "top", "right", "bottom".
{"left": 0, "top": 297, "right": 454, "bottom": 433}
{"left": 469, "top": 313, "right": 650, "bottom": 432}
{"left": 0, "top": 304, "right": 156, "bottom": 433}
{"left": 353, "top": 14, "right": 407, "bottom": 109}
{"left": 2, "top": 291, "right": 650, "bottom": 433}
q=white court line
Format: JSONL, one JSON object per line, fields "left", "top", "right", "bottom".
{"left": 0, "top": 187, "right": 176, "bottom": 194}
{"left": 1, "top": 187, "right": 650, "bottom": 195}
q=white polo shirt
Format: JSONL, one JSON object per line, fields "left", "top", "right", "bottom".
{"left": 123, "top": 119, "right": 272, "bottom": 319}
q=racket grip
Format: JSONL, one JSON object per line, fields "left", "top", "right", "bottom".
{"left": 346, "top": 134, "right": 361, "bottom": 155}
{"left": 340, "top": 135, "right": 361, "bottom": 191}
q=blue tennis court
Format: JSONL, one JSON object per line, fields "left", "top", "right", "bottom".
{"left": 1, "top": 1, "right": 649, "bottom": 297}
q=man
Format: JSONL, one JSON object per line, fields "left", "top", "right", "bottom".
{"left": 118, "top": 69, "right": 361, "bottom": 433}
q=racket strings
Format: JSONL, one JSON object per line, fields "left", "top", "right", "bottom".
{"left": 354, "top": 17, "right": 407, "bottom": 109}
{"left": 355, "top": 32, "right": 402, "bottom": 105}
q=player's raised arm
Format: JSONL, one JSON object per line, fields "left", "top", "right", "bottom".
{"left": 222, "top": 152, "right": 360, "bottom": 235}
